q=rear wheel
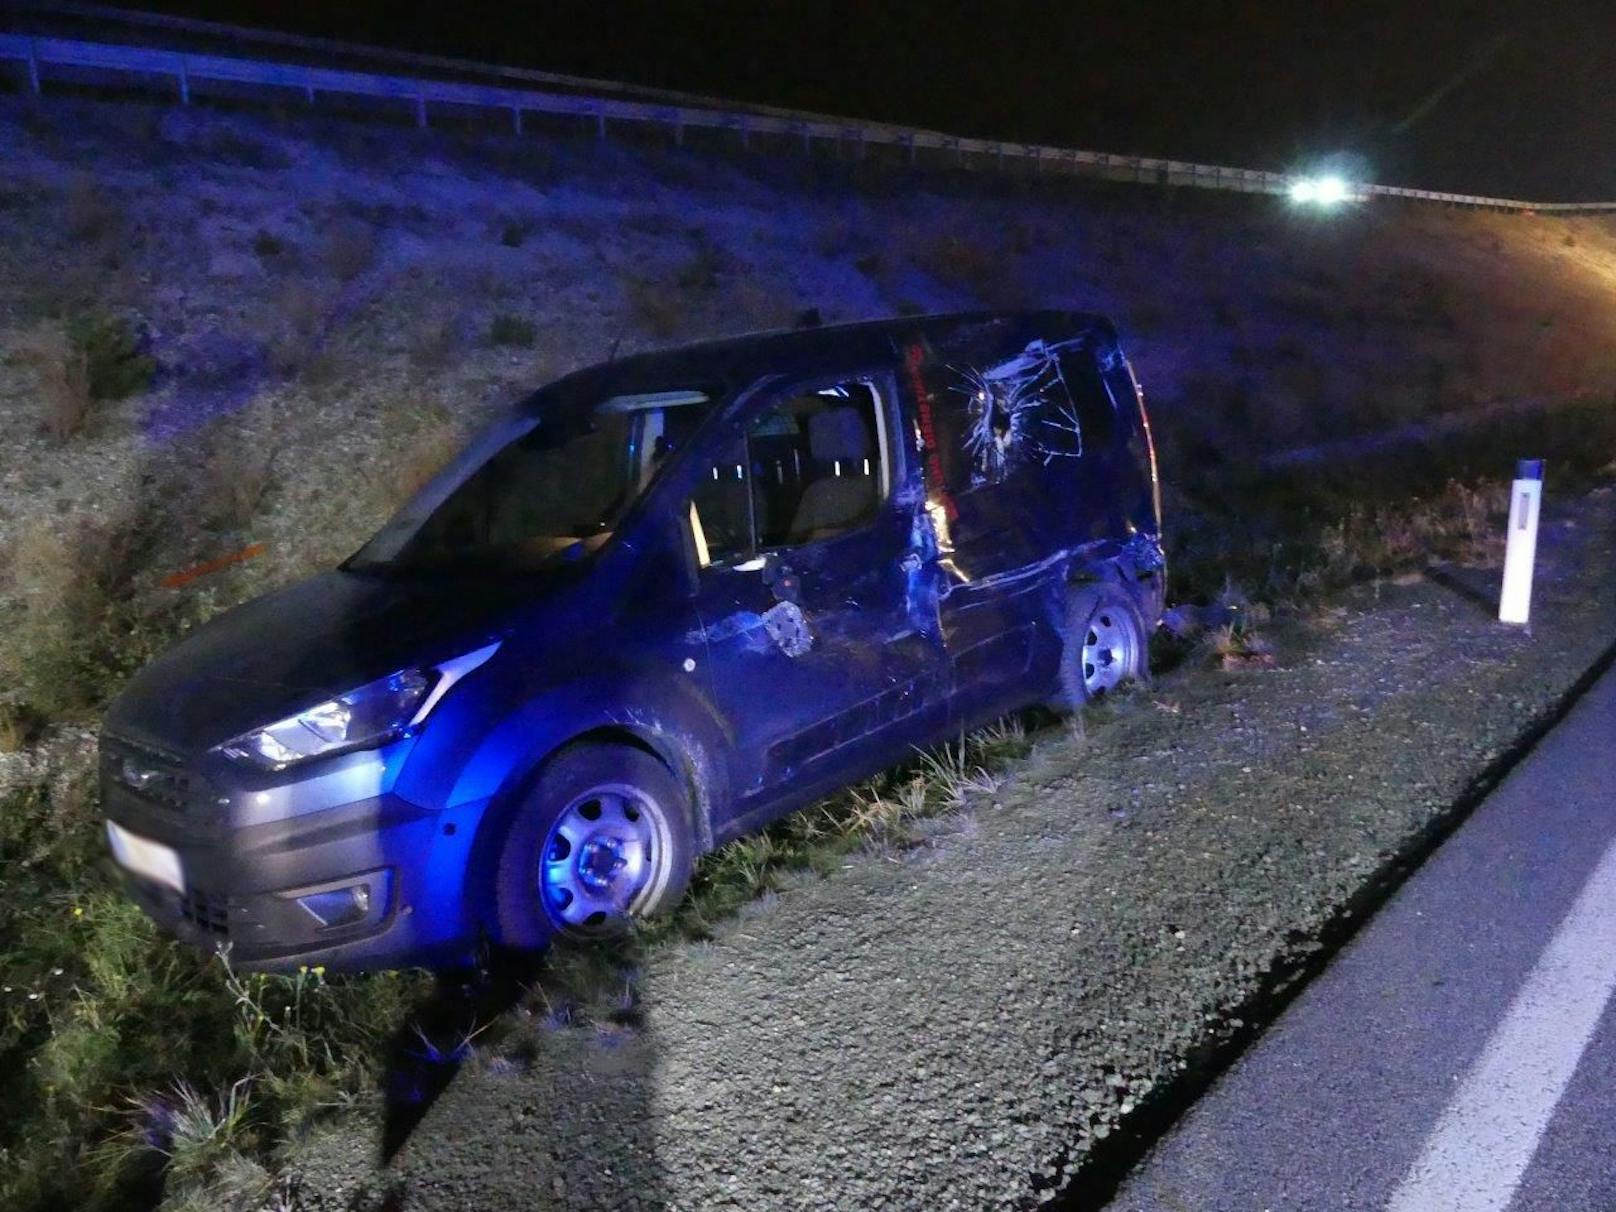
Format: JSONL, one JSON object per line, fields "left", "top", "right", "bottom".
{"left": 495, "top": 743, "right": 694, "bottom": 948}
{"left": 1058, "top": 585, "right": 1149, "bottom": 709}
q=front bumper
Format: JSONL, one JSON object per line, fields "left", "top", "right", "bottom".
{"left": 101, "top": 756, "right": 481, "bottom": 971}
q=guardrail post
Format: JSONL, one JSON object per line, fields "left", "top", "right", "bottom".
{"left": 674, "top": 113, "right": 685, "bottom": 147}
{"left": 304, "top": 66, "right": 315, "bottom": 105}
{"left": 415, "top": 85, "right": 427, "bottom": 128}
{"left": 511, "top": 106, "right": 523, "bottom": 135}
{"left": 903, "top": 133, "right": 915, "bottom": 166}
{"left": 176, "top": 54, "right": 190, "bottom": 105}
{"left": 596, "top": 107, "right": 606, "bottom": 140}
{"left": 26, "top": 38, "right": 41, "bottom": 96}
{"left": 740, "top": 115, "right": 751, "bottom": 150}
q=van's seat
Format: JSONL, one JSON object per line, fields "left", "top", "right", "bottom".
{"left": 787, "top": 406, "right": 877, "bottom": 543}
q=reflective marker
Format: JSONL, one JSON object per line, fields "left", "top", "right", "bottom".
{"left": 1499, "top": 459, "right": 1543, "bottom": 625}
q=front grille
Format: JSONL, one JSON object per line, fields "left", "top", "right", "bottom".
{"left": 179, "top": 888, "right": 231, "bottom": 936}
{"left": 100, "top": 735, "right": 214, "bottom": 820}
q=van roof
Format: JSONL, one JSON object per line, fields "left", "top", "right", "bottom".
{"left": 527, "top": 309, "right": 1118, "bottom": 409}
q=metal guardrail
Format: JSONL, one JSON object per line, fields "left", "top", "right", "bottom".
{"left": 1, "top": 0, "right": 788, "bottom": 113}
{"left": 3, "top": 29, "right": 1615, "bottom": 215}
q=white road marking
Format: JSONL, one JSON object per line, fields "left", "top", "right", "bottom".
{"left": 1386, "top": 831, "right": 1616, "bottom": 1212}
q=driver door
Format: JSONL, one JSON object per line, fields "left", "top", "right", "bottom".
{"left": 685, "top": 371, "right": 948, "bottom": 836}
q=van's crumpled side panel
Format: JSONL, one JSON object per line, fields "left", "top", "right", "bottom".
{"left": 896, "top": 315, "right": 1165, "bottom": 729}
{"left": 899, "top": 477, "right": 946, "bottom": 644}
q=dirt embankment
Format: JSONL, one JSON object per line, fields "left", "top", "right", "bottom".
{"left": 4, "top": 96, "right": 1616, "bottom": 584}
{"left": 280, "top": 491, "right": 1615, "bottom": 1211}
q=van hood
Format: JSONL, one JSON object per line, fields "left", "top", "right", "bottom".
{"left": 104, "top": 570, "right": 534, "bottom": 753}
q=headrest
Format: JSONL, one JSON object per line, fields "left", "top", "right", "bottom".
{"left": 807, "top": 406, "right": 870, "bottom": 462}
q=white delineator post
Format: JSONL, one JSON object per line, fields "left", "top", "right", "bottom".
{"left": 1498, "top": 458, "right": 1544, "bottom": 625}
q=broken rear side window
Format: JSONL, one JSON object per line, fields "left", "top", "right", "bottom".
{"left": 925, "top": 334, "right": 1120, "bottom": 492}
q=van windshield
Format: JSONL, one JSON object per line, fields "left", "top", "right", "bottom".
{"left": 349, "top": 390, "right": 714, "bottom": 575}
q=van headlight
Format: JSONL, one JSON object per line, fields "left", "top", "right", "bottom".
{"left": 218, "top": 669, "right": 434, "bottom": 770}
{"left": 216, "top": 642, "right": 500, "bottom": 771}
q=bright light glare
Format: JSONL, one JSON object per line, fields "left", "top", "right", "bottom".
{"left": 1314, "top": 175, "right": 1348, "bottom": 205}
{"left": 1289, "top": 174, "right": 1353, "bottom": 207}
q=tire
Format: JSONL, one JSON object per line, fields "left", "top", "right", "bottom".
{"left": 495, "top": 742, "right": 694, "bottom": 948}
{"left": 1057, "top": 584, "right": 1149, "bottom": 709}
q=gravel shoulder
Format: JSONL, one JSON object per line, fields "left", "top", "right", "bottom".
{"left": 284, "top": 487, "right": 1616, "bottom": 1211}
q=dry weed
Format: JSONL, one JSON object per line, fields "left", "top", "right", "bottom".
{"left": 267, "top": 282, "right": 327, "bottom": 375}
{"left": 361, "top": 410, "right": 466, "bottom": 519}
{"left": 915, "top": 231, "right": 1019, "bottom": 306}
{"left": 192, "top": 407, "right": 281, "bottom": 533}
{"left": 408, "top": 316, "right": 460, "bottom": 371}
{"left": 0, "top": 701, "right": 45, "bottom": 752}
{"left": 63, "top": 172, "right": 121, "bottom": 243}
{"left": 16, "top": 326, "right": 93, "bottom": 442}
{"left": 726, "top": 279, "right": 800, "bottom": 333}
{"left": 320, "top": 219, "right": 377, "bottom": 282}
{"left": 626, "top": 278, "right": 684, "bottom": 340}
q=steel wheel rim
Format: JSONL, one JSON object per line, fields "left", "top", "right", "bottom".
{"left": 540, "top": 782, "right": 667, "bottom": 932}
{"left": 1080, "top": 607, "right": 1137, "bottom": 696}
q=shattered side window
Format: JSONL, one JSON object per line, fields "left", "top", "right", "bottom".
{"left": 947, "top": 337, "right": 1096, "bottom": 488}
{"left": 1058, "top": 343, "right": 1120, "bottom": 455}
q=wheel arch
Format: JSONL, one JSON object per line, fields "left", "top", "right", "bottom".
{"left": 559, "top": 721, "right": 717, "bottom": 854}
{"left": 1064, "top": 535, "right": 1165, "bottom": 629}
{"left": 460, "top": 710, "right": 723, "bottom": 937}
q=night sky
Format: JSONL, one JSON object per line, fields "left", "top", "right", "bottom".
{"left": 125, "top": 0, "right": 1616, "bottom": 200}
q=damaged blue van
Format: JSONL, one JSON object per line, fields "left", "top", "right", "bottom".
{"left": 100, "top": 311, "right": 1164, "bottom": 970}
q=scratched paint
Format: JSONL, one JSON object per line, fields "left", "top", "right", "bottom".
{"left": 761, "top": 601, "right": 814, "bottom": 657}
{"left": 691, "top": 601, "right": 815, "bottom": 658}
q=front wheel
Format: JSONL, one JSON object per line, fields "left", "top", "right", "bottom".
{"left": 1057, "top": 585, "right": 1149, "bottom": 709}
{"left": 495, "top": 743, "right": 694, "bottom": 948}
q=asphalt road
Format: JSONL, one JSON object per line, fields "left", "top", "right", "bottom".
{"left": 1111, "top": 657, "right": 1616, "bottom": 1212}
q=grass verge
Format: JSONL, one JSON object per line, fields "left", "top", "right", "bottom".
{"left": 0, "top": 770, "right": 433, "bottom": 1211}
